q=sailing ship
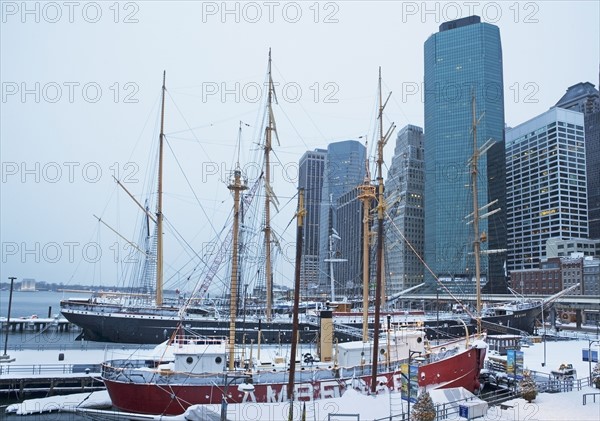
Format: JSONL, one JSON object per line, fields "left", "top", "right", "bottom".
{"left": 100, "top": 66, "right": 487, "bottom": 416}
{"left": 59, "top": 59, "right": 472, "bottom": 346}
{"left": 60, "top": 59, "right": 331, "bottom": 345}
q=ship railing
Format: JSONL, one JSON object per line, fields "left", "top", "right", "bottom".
{"left": 333, "top": 322, "right": 371, "bottom": 340}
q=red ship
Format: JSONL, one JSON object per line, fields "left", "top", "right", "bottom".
{"left": 101, "top": 315, "right": 486, "bottom": 416}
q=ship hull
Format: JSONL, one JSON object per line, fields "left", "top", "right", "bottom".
{"left": 477, "top": 303, "right": 542, "bottom": 335}
{"left": 102, "top": 346, "right": 485, "bottom": 416}
{"left": 61, "top": 301, "right": 473, "bottom": 344}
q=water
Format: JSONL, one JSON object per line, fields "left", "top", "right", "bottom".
{"left": 1, "top": 291, "right": 114, "bottom": 420}
{"left": 0, "top": 290, "right": 70, "bottom": 319}
{"left": 0, "top": 290, "right": 85, "bottom": 349}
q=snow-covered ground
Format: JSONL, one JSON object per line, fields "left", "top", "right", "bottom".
{"left": 3, "top": 338, "right": 600, "bottom": 419}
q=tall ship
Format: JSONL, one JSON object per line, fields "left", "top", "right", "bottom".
{"left": 99, "top": 66, "right": 487, "bottom": 416}
{"left": 60, "top": 59, "right": 473, "bottom": 345}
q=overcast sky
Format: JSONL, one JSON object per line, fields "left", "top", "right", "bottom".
{"left": 1, "top": 1, "right": 599, "bottom": 292}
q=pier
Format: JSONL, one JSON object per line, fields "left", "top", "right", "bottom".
{"left": 0, "top": 317, "right": 77, "bottom": 333}
{"left": 0, "top": 363, "right": 104, "bottom": 399}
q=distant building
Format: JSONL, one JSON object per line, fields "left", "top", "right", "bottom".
{"left": 423, "top": 15, "right": 506, "bottom": 293}
{"left": 555, "top": 82, "right": 600, "bottom": 239}
{"left": 20, "top": 278, "right": 36, "bottom": 292}
{"left": 582, "top": 256, "right": 600, "bottom": 295}
{"left": 298, "top": 149, "right": 327, "bottom": 297}
{"left": 385, "top": 125, "right": 425, "bottom": 295}
{"left": 318, "top": 141, "right": 366, "bottom": 295}
{"left": 336, "top": 186, "right": 363, "bottom": 298}
{"left": 510, "top": 255, "right": 584, "bottom": 295}
{"left": 506, "top": 107, "right": 588, "bottom": 274}
{"left": 555, "top": 82, "right": 600, "bottom": 115}
{"left": 546, "top": 237, "right": 600, "bottom": 258}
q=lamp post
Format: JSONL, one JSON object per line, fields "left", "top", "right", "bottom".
{"left": 541, "top": 304, "right": 546, "bottom": 367}
{"left": 407, "top": 350, "right": 424, "bottom": 421}
{"left": 588, "top": 340, "right": 599, "bottom": 382}
{"left": 1, "top": 277, "right": 16, "bottom": 360}
{"left": 436, "top": 288, "right": 440, "bottom": 342}
{"left": 220, "top": 373, "right": 254, "bottom": 421}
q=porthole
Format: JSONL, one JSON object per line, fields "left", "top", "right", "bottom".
{"left": 186, "top": 357, "right": 194, "bottom": 364}
{"left": 215, "top": 356, "right": 222, "bottom": 364}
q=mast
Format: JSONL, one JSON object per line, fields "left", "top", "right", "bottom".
{"left": 264, "top": 49, "right": 274, "bottom": 322}
{"left": 471, "top": 94, "right": 482, "bottom": 334}
{"left": 228, "top": 167, "right": 247, "bottom": 370}
{"left": 287, "top": 188, "right": 305, "bottom": 413}
{"left": 358, "top": 156, "right": 375, "bottom": 343}
{"left": 370, "top": 67, "right": 394, "bottom": 393}
{"left": 156, "top": 71, "right": 166, "bottom": 306}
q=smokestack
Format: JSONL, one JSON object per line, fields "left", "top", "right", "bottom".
{"left": 319, "top": 310, "right": 333, "bottom": 362}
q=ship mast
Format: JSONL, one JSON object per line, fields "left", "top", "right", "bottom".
{"left": 287, "top": 188, "right": 305, "bottom": 413}
{"left": 370, "top": 67, "right": 394, "bottom": 393}
{"left": 228, "top": 165, "right": 247, "bottom": 370}
{"left": 156, "top": 71, "right": 166, "bottom": 306}
{"left": 358, "top": 155, "right": 375, "bottom": 343}
{"left": 264, "top": 50, "right": 275, "bottom": 322}
{"left": 471, "top": 94, "right": 482, "bottom": 334}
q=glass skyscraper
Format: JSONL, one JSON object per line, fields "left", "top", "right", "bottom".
{"left": 318, "top": 140, "right": 366, "bottom": 295}
{"left": 423, "top": 16, "right": 506, "bottom": 292}
{"left": 298, "top": 149, "right": 327, "bottom": 298}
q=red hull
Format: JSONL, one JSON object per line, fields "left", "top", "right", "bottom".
{"left": 103, "top": 346, "right": 485, "bottom": 416}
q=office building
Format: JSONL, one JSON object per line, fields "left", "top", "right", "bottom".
{"left": 506, "top": 107, "right": 588, "bottom": 273}
{"left": 423, "top": 15, "right": 506, "bottom": 292}
{"left": 385, "top": 125, "right": 425, "bottom": 295}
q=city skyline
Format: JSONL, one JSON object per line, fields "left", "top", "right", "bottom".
{"left": 2, "top": 2, "right": 599, "bottom": 290}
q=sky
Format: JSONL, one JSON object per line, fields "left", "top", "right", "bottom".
{"left": 1, "top": 1, "right": 599, "bottom": 292}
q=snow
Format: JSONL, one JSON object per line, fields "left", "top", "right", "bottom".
{"left": 5, "top": 391, "right": 111, "bottom": 415}
{"left": 4, "top": 338, "right": 600, "bottom": 419}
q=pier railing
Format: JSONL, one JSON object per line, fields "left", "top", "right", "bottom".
{"left": 0, "top": 363, "right": 101, "bottom": 376}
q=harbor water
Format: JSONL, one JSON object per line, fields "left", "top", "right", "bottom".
{"left": 1, "top": 291, "right": 120, "bottom": 419}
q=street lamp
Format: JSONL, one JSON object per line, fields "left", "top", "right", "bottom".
{"left": 541, "top": 304, "right": 546, "bottom": 367}
{"left": 407, "top": 350, "right": 425, "bottom": 421}
{"left": 587, "top": 340, "right": 599, "bottom": 382}
{"left": 1, "top": 277, "right": 16, "bottom": 361}
{"left": 220, "top": 373, "right": 254, "bottom": 421}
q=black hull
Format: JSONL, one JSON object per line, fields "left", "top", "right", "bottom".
{"left": 61, "top": 301, "right": 473, "bottom": 344}
{"left": 477, "top": 303, "right": 542, "bottom": 335}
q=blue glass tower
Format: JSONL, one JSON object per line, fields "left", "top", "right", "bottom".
{"left": 318, "top": 140, "right": 366, "bottom": 294}
{"left": 424, "top": 16, "right": 506, "bottom": 292}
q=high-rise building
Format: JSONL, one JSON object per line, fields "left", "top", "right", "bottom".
{"left": 335, "top": 186, "right": 364, "bottom": 298}
{"left": 555, "top": 82, "right": 600, "bottom": 239}
{"left": 423, "top": 16, "right": 506, "bottom": 292}
{"left": 385, "top": 125, "right": 425, "bottom": 295}
{"left": 318, "top": 140, "right": 366, "bottom": 296}
{"left": 298, "top": 149, "right": 327, "bottom": 297}
{"left": 506, "top": 107, "right": 588, "bottom": 272}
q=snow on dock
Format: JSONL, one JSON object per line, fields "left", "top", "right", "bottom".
{"left": 5, "top": 391, "right": 111, "bottom": 415}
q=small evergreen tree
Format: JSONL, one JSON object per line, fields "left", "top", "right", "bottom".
{"left": 520, "top": 370, "right": 537, "bottom": 402}
{"left": 411, "top": 390, "right": 436, "bottom": 421}
{"left": 592, "top": 363, "right": 600, "bottom": 389}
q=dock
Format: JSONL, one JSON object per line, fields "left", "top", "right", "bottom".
{"left": 0, "top": 363, "right": 104, "bottom": 399}
{"left": 0, "top": 316, "right": 77, "bottom": 333}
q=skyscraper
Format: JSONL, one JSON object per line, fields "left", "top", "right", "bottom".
{"left": 318, "top": 140, "right": 366, "bottom": 295}
{"left": 385, "top": 125, "right": 425, "bottom": 295}
{"left": 555, "top": 82, "right": 600, "bottom": 239}
{"left": 298, "top": 149, "right": 327, "bottom": 297}
{"left": 423, "top": 16, "right": 506, "bottom": 292}
{"left": 506, "top": 107, "right": 588, "bottom": 272}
